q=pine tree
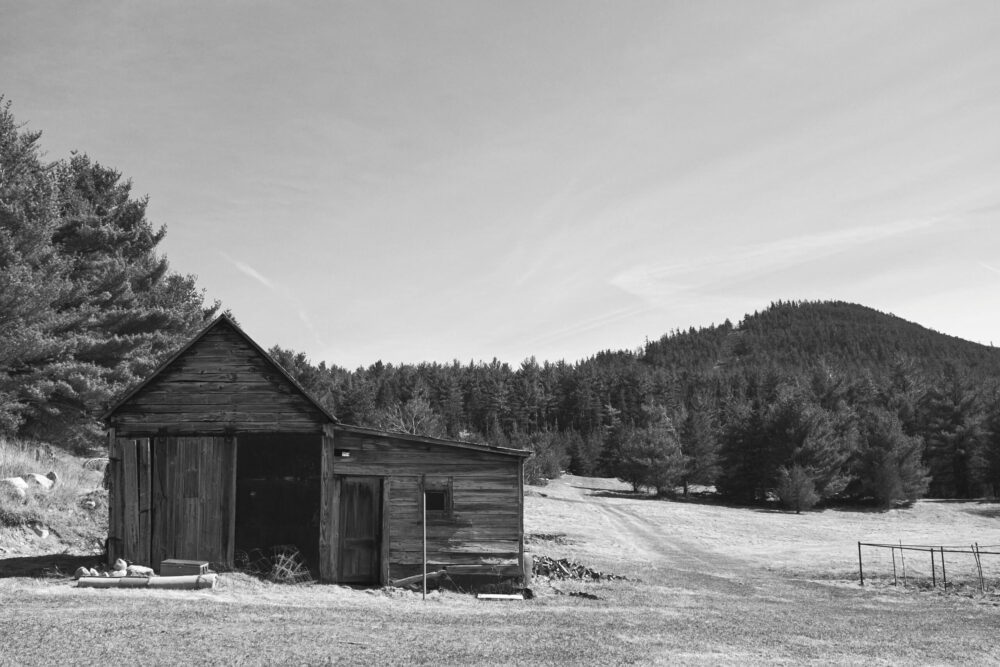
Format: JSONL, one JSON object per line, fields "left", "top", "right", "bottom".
{"left": 0, "top": 100, "right": 216, "bottom": 448}
{"left": 776, "top": 464, "right": 819, "bottom": 513}
{"left": 679, "top": 404, "right": 719, "bottom": 495}
{"left": 919, "top": 369, "right": 987, "bottom": 497}
{"left": 608, "top": 402, "right": 684, "bottom": 495}
{"left": 853, "top": 408, "right": 930, "bottom": 506}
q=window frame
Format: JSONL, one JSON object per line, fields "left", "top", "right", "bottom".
{"left": 420, "top": 476, "right": 453, "bottom": 519}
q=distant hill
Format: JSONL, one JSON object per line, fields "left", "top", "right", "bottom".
{"left": 640, "top": 300, "right": 1000, "bottom": 379}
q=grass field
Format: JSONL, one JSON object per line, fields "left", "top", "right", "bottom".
{"left": 2, "top": 474, "right": 999, "bottom": 665}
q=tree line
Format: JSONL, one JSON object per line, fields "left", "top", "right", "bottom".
{"left": 4, "top": 98, "right": 1000, "bottom": 510}
{"left": 271, "top": 302, "right": 1000, "bottom": 509}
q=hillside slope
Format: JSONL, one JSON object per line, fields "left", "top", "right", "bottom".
{"left": 641, "top": 300, "right": 1000, "bottom": 378}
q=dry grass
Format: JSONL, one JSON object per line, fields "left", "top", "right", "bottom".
{"left": 2, "top": 473, "right": 1000, "bottom": 665}
{"left": 527, "top": 476, "right": 1000, "bottom": 583}
{"left": 0, "top": 438, "right": 106, "bottom": 554}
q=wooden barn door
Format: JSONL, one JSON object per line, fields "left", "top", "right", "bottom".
{"left": 108, "top": 435, "right": 151, "bottom": 567}
{"left": 150, "top": 436, "right": 236, "bottom": 571}
{"left": 337, "top": 476, "right": 382, "bottom": 584}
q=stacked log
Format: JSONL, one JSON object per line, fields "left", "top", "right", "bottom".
{"left": 531, "top": 555, "right": 626, "bottom": 581}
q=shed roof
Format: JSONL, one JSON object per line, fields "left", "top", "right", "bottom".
{"left": 331, "top": 423, "right": 531, "bottom": 458}
{"left": 101, "top": 313, "right": 339, "bottom": 425}
{"left": 102, "top": 315, "right": 529, "bottom": 457}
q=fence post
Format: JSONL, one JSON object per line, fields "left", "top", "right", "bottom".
{"left": 930, "top": 548, "right": 936, "bottom": 588}
{"left": 940, "top": 546, "right": 946, "bottom": 590}
{"left": 858, "top": 542, "right": 864, "bottom": 586}
{"left": 891, "top": 547, "right": 897, "bottom": 586}
{"left": 974, "top": 543, "right": 985, "bottom": 594}
{"left": 900, "top": 540, "right": 907, "bottom": 586}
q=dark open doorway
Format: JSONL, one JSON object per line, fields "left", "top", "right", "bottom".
{"left": 234, "top": 434, "right": 321, "bottom": 574}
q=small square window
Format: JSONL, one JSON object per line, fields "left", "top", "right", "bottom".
{"left": 425, "top": 490, "right": 447, "bottom": 511}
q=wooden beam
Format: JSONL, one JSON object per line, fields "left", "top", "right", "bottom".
{"left": 107, "top": 428, "right": 121, "bottom": 565}
{"left": 137, "top": 438, "right": 151, "bottom": 566}
{"left": 225, "top": 434, "right": 237, "bottom": 568}
{"left": 518, "top": 457, "right": 525, "bottom": 583}
{"left": 381, "top": 477, "right": 391, "bottom": 586}
{"left": 319, "top": 432, "right": 337, "bottom": 582}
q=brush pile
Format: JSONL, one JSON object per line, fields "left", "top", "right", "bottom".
{"left": 532, "top": 555, "right": 626, "bottom": 581}
{"left": 236, "top": 545, "right": 314, "bottom": 584}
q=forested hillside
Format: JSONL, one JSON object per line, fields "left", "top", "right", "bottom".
{"left": 271, "top": 301, "right": 1000, "bottom": 507}
{"left": 4, "top": 98, "right": 1000, "bottom": 508}
{"left": 0, "top": 98, "right": 217, "bottom": 449}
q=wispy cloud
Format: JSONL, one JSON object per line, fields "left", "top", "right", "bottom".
{"left": 220, "top": 252, "right": 275, "bottom": 290}
{"left": 219, "top": 251, "right": 327, "bottom": 349}
{"left": 980, "top": 262, "right": 1000, "bottom": 277}
{"left": 521, "top": 304, "right": 650, "bottom": 349}
{"left": 611, "top": 218, "right": 947, "bottom": 303}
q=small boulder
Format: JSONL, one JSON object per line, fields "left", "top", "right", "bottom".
{"left": 1, "top": 477, "right": 29, "bottom": 500}
{"left": 0, "top": 484, "right": 26, "bottom": 501}
{"left": 113, "top": 558, "right": 128, "bottom": 571}
{"left": 127, "top": 564, "right": 155, "bottom": 577}
{"left": 23, "top": 473, "right": 53, "bottom": 490}
{"left": 74, "top": 566, "right": 90, "bottom": 580}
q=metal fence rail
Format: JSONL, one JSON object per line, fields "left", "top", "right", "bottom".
{"left": 858, "top": 542, "right": 1000, "bottom": 593}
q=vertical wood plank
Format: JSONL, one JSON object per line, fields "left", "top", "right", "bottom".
{"left": 381, "top": 476, "right": 391, "bottom": 585}
{"left": 150, "top": 437, "right": 164, "bottom": 571}
{"left": 200, "top": 437, "right": 212, "bottom": 560}
{"left": 197, "top": 437, "right": 209, "bottom": 560}
{"left": 518, "top": 458, "right": 525, "bottom": 582}
{"left": 176, "top": 438, "right": 188, "bottom": 558}
{"left": 225, "top": 434, "right": 237, "bottom": 568}
{"left": 122, "top": 439, "right": 139, "bottom": 562}
{"left": 163, "top": 436, "right": 176, "bottom": 564}
{"left": 107, "top": 428, "right": 121, "bottom": 565}
{"left": 330, "top": 476, "right": 342, "bottom": 581}
{"left": 319, "top": 432, "right": 336, "bottom": 582}
{"left": 137, "top": 438, "right": 151, "bottom": 566}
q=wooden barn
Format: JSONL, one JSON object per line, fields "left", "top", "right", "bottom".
{"left": 102, "top": 314, "right": 529, "bottom": 585}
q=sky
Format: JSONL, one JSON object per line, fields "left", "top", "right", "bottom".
{"left": 3, "top": 1, "right": 999, "bottom": 368}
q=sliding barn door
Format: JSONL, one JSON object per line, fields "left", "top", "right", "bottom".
{"left": 150, "top": 436, "right": 236, "bottom": 570}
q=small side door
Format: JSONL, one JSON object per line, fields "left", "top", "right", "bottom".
{"left": 337, "top": 476, "right": 382, "bottom": 583}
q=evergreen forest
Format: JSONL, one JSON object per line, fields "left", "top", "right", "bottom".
{"left": 4, "top": 98, "right": 1000, "bottom": 509}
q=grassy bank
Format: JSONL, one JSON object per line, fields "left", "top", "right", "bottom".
{"left": 0, "top": 439, "right": 106, "bottom": 554}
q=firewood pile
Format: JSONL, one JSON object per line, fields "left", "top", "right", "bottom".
{"left": 532, "top": 555, "right": 626, "bottom": 581}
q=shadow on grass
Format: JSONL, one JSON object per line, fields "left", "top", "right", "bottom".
{"left": 0, "top": 553, "right": 103, "bottom": 578}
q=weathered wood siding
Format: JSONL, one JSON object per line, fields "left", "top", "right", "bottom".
{"left": 107, "top": 434, "right": 152, "bottom": 567}
{"left": 328, "top": 430, "right": 523, "bottom": 582}
{"left": 149, "top": 436, "right": 236, "bottom": 571}
{"left": 109, "top": 321, "right": 328, "bottom": 436}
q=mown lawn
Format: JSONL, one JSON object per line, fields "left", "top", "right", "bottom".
{"left": 3, "top": 472, "right": 999, "bottom": 665}
{"left": 1, "top": 573, "right": 997, "bottom": 665}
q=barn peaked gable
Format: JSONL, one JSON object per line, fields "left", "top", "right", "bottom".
{"left": 103, "top": 314, "right": 338, "bottom": 434}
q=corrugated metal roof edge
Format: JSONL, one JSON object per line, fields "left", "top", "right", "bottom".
{"left": 330, "top": 423, "right": 531, "bottom": 458}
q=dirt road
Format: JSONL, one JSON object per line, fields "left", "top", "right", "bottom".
{"left": 525, "top": 475, "right": 779, "bottom": 598}
{"left": 526, "top": 474, "right": 1000, "bottom": 584}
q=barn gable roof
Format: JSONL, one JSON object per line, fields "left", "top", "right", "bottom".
{"left": 102, "top": 313, "right": 339, "bottom": 426}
